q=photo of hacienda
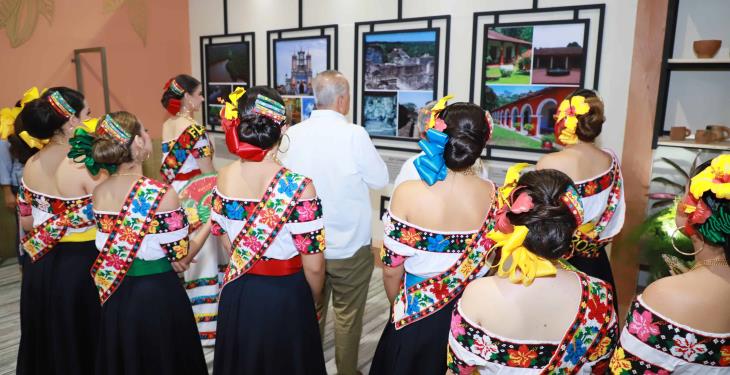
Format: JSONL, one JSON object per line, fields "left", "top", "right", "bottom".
{"left": 484, "top": 26, "right": 533, "bottom": 85}
{"left": 364, "top": 30, "right": 437, "bottom": 91}
{"left": 484, "top": 84, "right": 575, "bottom": 150}
{"left": 531, "top": 23, "right": 585, "bottom": 85}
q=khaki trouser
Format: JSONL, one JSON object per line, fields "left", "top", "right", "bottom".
{"left": 317, "top": 245, "right": 374, "bottom": 375}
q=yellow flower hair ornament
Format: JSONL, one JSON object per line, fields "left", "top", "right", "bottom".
{"left": 0, "top": 86, "right": 45, "bottom": 140}
{"left": 425, "top": 94, "right": 453, "bottom": 132}
{"left": 555, "top": 95, "right": 590, "bottom": 145}
{"left": 487, "top": 225, "right": 557, "bottom": 286}
{"left": 498, "top": 162, "right": 530, "bottom": 207}
{"left": 689, "top": 154, "right": 730, "bottom": 200}
{"left": 219, "top": 86, "right": 246, "bottom": 124}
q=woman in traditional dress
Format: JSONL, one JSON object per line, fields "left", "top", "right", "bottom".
{"left": 611, "top": 155, "right": 730, "bottom": 374}
{"left": 536, "top": 89, "right": 625, "bottom": 293}
{"left": 211, "top": 86, "right": 326, "bottom": 375}
{"left": 160, "top": 74, "right": 222, "bottom": 346}
{"left": 69, "top": 111, "right": 208, "bottom": 375}
{"left": 10, "top": 87, "right": 102, "bottom": 375}
{"left": 369, "top": 99, "right": 497, "bottom": 375}
{"left": 447, "top": 169, "right": 618, "bottom": 374}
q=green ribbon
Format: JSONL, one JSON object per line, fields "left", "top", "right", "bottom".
{"left": 67, "top": 128, "right": 118, "bottom": 176}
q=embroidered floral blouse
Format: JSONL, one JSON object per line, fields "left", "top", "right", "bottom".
{"left": 447, "top": 271, "right": 618, "bottom": 374}
{"left": 94, "top": 207, "right": 189, "bottom": 261}
{"left": 17, "top": 180, "right": 96, "bottom": 237}
{"left": 611, "top": 296, "right": 730, "bottom": 375}
{"left": 210, "top": 188, "right": 325, "bottom": 259}
{"left": 573, "top": 150, "right": 625, "bottom": 240}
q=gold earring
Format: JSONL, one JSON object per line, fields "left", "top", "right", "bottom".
{"left": 671, "top": 226, "right": 704, "bottom": 256}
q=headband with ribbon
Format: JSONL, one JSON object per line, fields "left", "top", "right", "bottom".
{"left": 555, "top": 95, "right": 590, "bottom": 146}
{"left": 1, "top": 86, "right": 44, "bottom": 141}
{"left": 48, "top": 91, "right": 76, "bottom": 119}
{"left": 98, "top": 114, "right": 132, "bottom": 144}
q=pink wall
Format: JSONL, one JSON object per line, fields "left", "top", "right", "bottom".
{"left": 0, "top": 0, "right": 191, "bottom": 138}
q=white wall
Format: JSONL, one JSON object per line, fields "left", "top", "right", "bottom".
{"left": 189, "top": 0, "right": 638, "bottom": 155}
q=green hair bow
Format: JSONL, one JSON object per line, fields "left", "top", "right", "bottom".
{"left": 68, "top": 127, "right": 118, "bottom": 176}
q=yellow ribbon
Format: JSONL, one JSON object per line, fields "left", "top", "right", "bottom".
{"left": 557, "top": 95, "right": 590, "bottom": 145}
{"left": 81, "top": 117, "right": 99, "bottom": 133}
{"left": 487, "top": 225, "right": 557, "bottom": 286}
{"left": 498, "top": 163, "right": 530, "bottom": 207}
{"left": 19, "top": 131, "right": 49, "bottom": 150}
{"left": 0, "top": 86, "right": 45, "bottom": 140}
{"left": 222, "top": 87, "right": 246, "bottom": 121}
{"left": 690, "top": 154, "right": 730, "bottom": 200}
{"left": 425, "top": 94, "right": 454, "bottom": 130}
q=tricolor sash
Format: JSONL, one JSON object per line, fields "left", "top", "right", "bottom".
{"left": 392, "top": 196, "right": 498, "bottom": 329}
{"left": 223, "top": 168, "right": 310, "bottom": 287}
{"left": 160, "top": 123, "right": 208, "bottom": 184}
{"left": 20, "top": 186, "right": 94, "bottom": 262}
{"left": 91, "top": 177, "right": 168, "bottom": 304}
{"left": 571, "top": 152, "right": 623, "bottom": 258}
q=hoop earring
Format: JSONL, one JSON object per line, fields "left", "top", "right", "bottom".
{"left": 278, "top": 133, "right": 290, "bottom": 153}
{"left": 671, "top": 226, "right": 704, "bottom": 256}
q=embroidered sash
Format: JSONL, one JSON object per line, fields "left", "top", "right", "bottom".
{"left": 392, "top": 195, "right": 498, "bottom": 330}
{"left": 21, "top": 189, "right": 94, "bottom": 262}
{"left": 160, "top": 124, "right": 208, "bottom": 184}
{"left": 91, "top": 177, "right": 168, "bottom": 304}
{"left": 571, "top": 152, "right": 623, "bottom": 258}
{"left": 542, "top": 272, "right": 617, "bottom": 373}
{"left": 223, "top": 168, "right": 309, "bottom": 287}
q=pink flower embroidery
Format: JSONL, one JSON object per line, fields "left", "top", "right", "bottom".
{"left": 165, "top": 211, "right": 184, "bottom": 230}
{"left": 296, "top": 201, "right": 317, "bottom": 222}
{"left": 450, "top": 312, "right": 466, "bottom": 337}
{"left": 105, "top": 254, "right": 126, "bottom": 270}
{"left": 628, "top": 310, "right": 660, "bottom": 341}
{"left": 471, "top": 334, "right": 499, "bottom": 359}
{"left": 293, "top": 234, "right": 312, "bottom": 253}
{"left": 645, "top": 370, "right": 670, "bottom": 375}
{"left": 670, "top": 333, "right": 707, "bottom": 361}
{"left": 241, "top": 235, "right": 262, "bottom": 252}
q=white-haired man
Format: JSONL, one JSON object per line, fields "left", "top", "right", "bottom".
{"left": 279, "top": 70, "right": 388, "bottom": 375}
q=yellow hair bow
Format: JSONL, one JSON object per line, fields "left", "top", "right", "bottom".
{"left": 557, "top": 95, "right": 590, "bottom": 145}
{"left": 498, "top": 163, "right": 530, "bottom": 206}
{"left": 0, "top": 86, "right": 45, "bottom": 140}
{"left": 690, "top": 154, "right": 730, "bottom": 200}
{"left": 81, "top": 117, "right": 99, "bottom": 133}
{"left": 21, "top": 87, "right": 43, "bottom": 106}
{"left": 222, "top": 87, "right": 246, "bottom": 121}
{"left": 426, "top": 94, "right": 454, "bottom": 131}
{"left": 19, "top": 131, "right": 49, "bottom": 150}
{"left": 487, "top": 225, "right": 557, "bottom": 286}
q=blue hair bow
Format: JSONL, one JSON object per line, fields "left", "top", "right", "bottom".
{"left": 414, "top": 129, "right": 449, "bottom": 186}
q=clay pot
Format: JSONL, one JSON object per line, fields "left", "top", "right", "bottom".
{"left": 695, "top": 129, "right": 717, "bottom": 144}
{"left": 707, "top": 125, "right": 730, "bottom": 141}
{"left": 693, "top": 40, "right": 722, "bottom": 58}
{"left": 670, "top": 126, "right": 691, "bottom": 141}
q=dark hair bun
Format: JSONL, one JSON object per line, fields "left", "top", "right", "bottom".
{"left": 236, "top": 86, "right": 286, "bottom": 150}
{"left": 441, "top": 102, "right": 489, "bottom": 171}
{"left": 161, "top": 74, "right": 201, "bottom": 115}
{"left": 507, "top": 169, "right": 578, "bottom": 259}
{"left": 9, "top": 87, "right": 85, "bottom": 163}
{"left": 569, "top": 89, "right": 605, "bottom": 143}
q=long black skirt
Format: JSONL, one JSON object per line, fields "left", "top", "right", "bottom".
{"left": 95, "top": 270, "right": 208, "bottom": 375}
{"left": 17, "top": 241, "right": 101, "bottom": 375}
{"left": 567, "top": 247, "right": 618, "bottom": 310}
{"left": 213, "top": 271, "right": 326, "bottom": 375}
{"left": 370, "top": 299, "right": 457, "bottom": 375}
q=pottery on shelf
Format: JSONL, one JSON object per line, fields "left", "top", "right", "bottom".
{"left": 693, "top": 40, "right": 722, "bottom": 58}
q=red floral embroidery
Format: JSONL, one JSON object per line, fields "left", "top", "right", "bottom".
{"left": 259, "top": 208, "right": 279, "bottom": 228}
{"left": 118, "top": 227, "right": 138, "bottom": 243}
{"left": 720, "top": 345, "right": 730, "bottom": 366}
{"left": 241, "top": 235, "right": 262, "bottom": 252}
{"left": 429, "top": 281, "right": 450, "bottom": 301}
{"left": 584, "top": 181, "right": 598, "bottom": 196}
{"left": 51, "top": 199, "right": 66, "bottom": 214}
{"left": 587, "top": 293, "right": 609, "bottom": 322}
{"left": 105, "top": 254, "right": 125, "bottom": 270}
{"left": 178, "top": 133, "right": 191, "bottom": 146}
{"left": 507, "top": 345, "right": 538, "bottom": 367}
{"left": 400, "top": 227, "right": 421, "bottom": 247}
{"left": 38, "top": 229, "right": 54, "bottom": 244}
{"left": 293, "top": 234, "right": 312, "bottom": 253}
{"left": 99, "top": 216, "right": 115, "bottom": 232}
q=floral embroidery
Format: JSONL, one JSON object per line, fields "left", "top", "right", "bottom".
{"left": 589, "top": 336, "right": 613, "bottom": 361}
{"left": 507, "top": 345, "right": 538, "bottom": 367}
{"left": 399, "top": 227, "right": 421, "bottom": 247}
{"left": 380, "top": 246, "right": 406, "bottom": 267}
{"left": 164, "top": 211, "right": 184, "bottom": 229}
{"left": 99, "top": 216, "right": 115, "bottom": 232}
{"left": 160, "top": 124, "right": 207, "bottom": 183}
{"left": 161, "top": 238, "right": 189, "bottom": 261}
{"left": 627, "top": 309, "right": 660, "bottom": 341}
{"left": 291, "top": 228, "right": 325, "bottom": 254}
{"left": 670, "top": 333, "right": 708, "bottom": 362}
{"left": 609, "top": 348, "right": 632, "bottom": 374}
{"left": 95, "top": 209, "right": 188, "bottom": 234}
{"left": 105, "top": 254, "right": 126, "bottom": 270}
{"left": 384, "top": 212, "right": 474, "bottom": 253}
{"left": 472, "top": 335, "right": 499, "bottom": 359}
{"left": 296, "top": 200, "right": 317, "bottom": 222}
{"left": 720, "top": 345, "right": 730, "bottom": 366}
{"left": 258, "top": 208, "right": 279, "bottom": 228}
{"left": 450, "top": 312, "right": 466, "bottom": 337}
{"left": 293, "top": 234, "right": 312, "bottom": 253}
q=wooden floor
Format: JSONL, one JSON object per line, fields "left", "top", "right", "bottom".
{"left": 0, "top": 256, "right": 390, "bottom": 375}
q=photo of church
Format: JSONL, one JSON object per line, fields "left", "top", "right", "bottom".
{"left": 274, "top": 36, "right": 329, "bottom": 96}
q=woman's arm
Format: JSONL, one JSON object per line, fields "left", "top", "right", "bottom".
{"left": 301, "top": 252, "right": 325, "bottom": 305}
{"left": 171, "top": 220, "right": 212, "bottom": 272}
{"left": 383, "top": 263, "right": 405, "bottom": 303}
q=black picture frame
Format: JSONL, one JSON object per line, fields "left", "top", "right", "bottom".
{"left": 468, "top": 4, "right": 605, "bottom": 160}
{"left": 353, "top": 15, "right": 451, "bottom": 147}
{"left": 272, "top": 35, "right": 331, "bottom": 96}
{"left": 200, "top": 32, "right": 256, "bottom": 133}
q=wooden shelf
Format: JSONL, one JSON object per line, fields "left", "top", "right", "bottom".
{"left": 666, "top": 59, "right": 730, "bottom": 71}
{"left": 657, "top": 136, "right": 730, "bottom": 150}
{"left": 668, "top": 58, "right": 730, "bottom": 63}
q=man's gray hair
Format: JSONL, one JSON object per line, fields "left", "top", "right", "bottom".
{"left": 313, "top": 70, "right": 349, "bottom": 107}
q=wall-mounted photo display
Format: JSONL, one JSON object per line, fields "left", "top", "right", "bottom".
{"left": 268, "top": 25, "right": 337, "bottom": 125}
{"left": 354, "top": 16, "right": 450, "bottom": 146}
{"left": 480, "top": 21, "right": 588, "bottom": 151}
{"left": 200, "top": 33, "right": 256, "bottom": 132}
{"left": 469, "top": 5, "right": 604, "bottom": 158}
{"left": 361, "top": 30, "right": 438, "bottom": 139}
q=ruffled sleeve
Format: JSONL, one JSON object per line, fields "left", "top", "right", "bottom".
{"left": 380, "top": 212, "right": 416, "bottom": 267}
{"left": 288, "top": 198, "right": 325, "bottom": 255}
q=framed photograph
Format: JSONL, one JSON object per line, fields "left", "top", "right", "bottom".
{"left": 363, "top": 30, "right": 438, "bottom": 91}
{"left": 363, "top": 91, "right": 398, "bottom": 137}
{"left": 273, "top": 36, "right": 330, "bottom": 96}
{"left": 200, "top": 32, "right": 256, "bottom": 132}
{"left": 302, "top": 97, "right": 316, "bottom": 121}
{"left": 284, "top": 97, "right": 303, "bottom": 124}
{"left": 469, "top": 6, "right": 603, "bottom": 159}
{"left": 397, "top": 91, "right": 433, "bottom": 138}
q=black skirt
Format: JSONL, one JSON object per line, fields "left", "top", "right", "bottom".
{"left": 213, "top": 271, "right": 326, "bottom": 375}
{"left": 369, "top": 298, "right": 457, "bottom": 375}
{"left": 95, "top": 270, "right": 208, "bottom": 375}
{"left": 16, "top": 241, "right": 101, "bottom": 375}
